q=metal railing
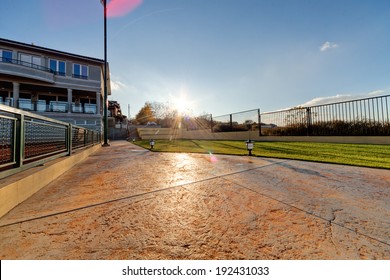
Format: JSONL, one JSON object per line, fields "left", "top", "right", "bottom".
{"left": 212, "top": 109, "right": 261, "bottom": 134}
{"left": 72, "top": 74, "right": 88, "bottom": 80}
{"left": 1, "top": 56, "right": 52, "bottom": 73}
{"left": 180, "top": 114, "right": 212, "bottom": 131}
{"left": 0, "top": 99, "right": 98, "bottom": 114}
{"left": 260, "top": 95, "right": 390, "bottom": 136}
{"left": 0, "top": 104, "right": 102, "bottom": 179}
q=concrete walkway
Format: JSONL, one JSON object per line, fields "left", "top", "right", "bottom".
{"left": 0, "top": 140, "right": 389, "bottom": 259}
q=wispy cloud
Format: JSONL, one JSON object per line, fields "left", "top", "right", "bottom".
{"left": 320, "top": 41, "right": 339, "bottom": 52}
{"left": 300, "top": 90, "right": 386, "bottom": 107}
{"left": 110, "top": 79, "right": 127, "bottom": 91}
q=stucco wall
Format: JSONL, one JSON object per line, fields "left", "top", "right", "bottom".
{"left": 0, "top": 145, "right": 101, "bottom": 219}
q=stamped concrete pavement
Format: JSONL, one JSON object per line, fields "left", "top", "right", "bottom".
{"left": 0, "top": 140, "right": 389, "bottom": 259}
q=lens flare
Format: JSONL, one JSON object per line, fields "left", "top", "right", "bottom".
{"left": 173, "top": 94, "right": 189, "bottom": 115}
{"left": 209, "top": 152, "right": 218, "bottom": 163}
{"left": 107, "top": 0, "right": 143, "bottom": 18}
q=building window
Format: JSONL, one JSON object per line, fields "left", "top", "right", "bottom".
{"left": 49, "top": 59, "right": 66, "bottom": 76}
{"left": 73, "top": 63, "right": 88, "bottom": 79}
{"left": 1, "top": 50, "right": 12, "bottom": 62}
{"left": 19, "top": 53, "right": 42, "bottom": 69}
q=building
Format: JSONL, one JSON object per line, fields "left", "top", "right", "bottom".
{"left": 0, "top": 38, "right": 111, "bottom": 132}
{"left": 108, "top": 100, "right": 126, "bottom": 122}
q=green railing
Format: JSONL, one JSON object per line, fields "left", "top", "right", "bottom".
{"left": 0, "top": 104, "right": 102, "bottom": 179}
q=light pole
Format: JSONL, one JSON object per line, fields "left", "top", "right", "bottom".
{"left": 101, "top": 0, "right": 110, "bottom": 146}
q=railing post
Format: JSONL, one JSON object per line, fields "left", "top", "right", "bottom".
{"left": 15, "top": 114, "right": 25, "bottom": 168}
{"left": 306, "top": 107, "right": 312, "bottom": 136}
{"left": 67, "top": 124, "right": 72, "bottom": 156}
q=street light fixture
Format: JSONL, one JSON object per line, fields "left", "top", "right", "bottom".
{"left": 150, "top": 139, "right": 155, "bottom": 150}
{"left": 246, "top": 139, "right": 254, "bottom": 156}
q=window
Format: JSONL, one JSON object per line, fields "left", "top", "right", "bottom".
{"left": 20, "top": 54, "right": 30, "bottom": 66}
{"left": 1, "top": 50, "right": 12, "bottom": 62}
{"left": 86, "top": 120, "right": 96, "bottom": 125}
{"left": 49, "top": 59, "right": 66, "bottom": 76}
{"left": 73, "top": 63, "right": 88, "bottom": 79}
{"left": 32, "top": 56, "right": 41, "bottom": 67}
{"left": 19, "top": 53, "right": 41, "bottom": 69}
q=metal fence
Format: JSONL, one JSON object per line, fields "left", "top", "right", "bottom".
{"left": 260, "top": 95, "right": 390, "bottom": 136}
{"left": 182, "top": 114, "right": 213, "bottom": 131}
{"left": 212, "top": 109, "right": 260, "bottom": 133}
{"left": 0, "top": 104, "right": 102, "bottom": 179}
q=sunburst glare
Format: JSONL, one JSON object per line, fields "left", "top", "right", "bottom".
{"left": 173, "top": 95, "right": 190, "bottom": 115}
{"left": 169, "top": 85, "right": 196, "bottom": 116}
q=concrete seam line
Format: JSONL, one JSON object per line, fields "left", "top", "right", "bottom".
{"left": 0, "top": 160, "right": 290, "bottom": 228}
{"left": 222, "top": 177, "right": 390, "bottom": 248}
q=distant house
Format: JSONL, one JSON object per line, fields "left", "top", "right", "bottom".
{"left": 0, "top": 38, "right": 111, "bottom": 132}
{"left": 108, "top": 100, "right": 126, "bottom": 123}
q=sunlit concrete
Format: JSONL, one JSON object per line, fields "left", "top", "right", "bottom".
{"left": 0, "top": 141, "right": 389, "bottom": 259}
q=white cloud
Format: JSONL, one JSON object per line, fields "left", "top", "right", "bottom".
{"left": 320, "top": 41, "right": 339, "bottom": 52}
{"left": 110, "top": 80, "right": 127, "bottom": 91}
{"left": 300, "top": 90, "right": 386, "bottom": 107}
{"left": 367, "top": 89, "right": 386, "bottom": 96}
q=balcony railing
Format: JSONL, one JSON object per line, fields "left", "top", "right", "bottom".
{"left": 72, "top": 74, "right": 88, "bottom": 80}
{"left": 0, "top": 100, "right": 98, "bottom": 114}
{"left": 1, "top": 57, "right": 83, "bottom": 78}
{"left": 1, "top": 56, "right": 51, "bottom": 73}
{"left": 18, "top": 98, "right": 34, "bottom": 111}
{"left": 50, "top": 101, "right": 68, "bottom": 112}
{"left": 72, "top": 103, "right": 83, "bottom": 113}
{"left": 84, "top": 104, "right": 97, "bottom": 114}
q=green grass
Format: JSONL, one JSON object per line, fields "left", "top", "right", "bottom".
{"left": 134, "top": 139, "right": 390, "bottom": 169}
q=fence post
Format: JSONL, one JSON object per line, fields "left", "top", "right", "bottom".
{"left": 306, "top": 107, "right": 312, "bottom": 136}
{"left": 230, "top": 114, "right": 233, "bottom": 131}
{"left": 258, "top": 108, "right": 261, "bottom": 136}
{"left": 67, "top": 124, "right": 72, "bottom": 156}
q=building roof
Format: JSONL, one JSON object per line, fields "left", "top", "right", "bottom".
{"left": 0, "top": 37, "right": 105, "bottom": 64}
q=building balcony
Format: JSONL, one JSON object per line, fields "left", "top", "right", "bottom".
{"left": 0, "top": 97, "right": 13, "bottom": 106}
{"left": 84, "top": 103, "right": 97, "bottom": 114}
{"left": 8, "top": 99, "right": 97, "bottom": 115}
{"left": 0, "top": 58, "right": 55, "bottom": 83}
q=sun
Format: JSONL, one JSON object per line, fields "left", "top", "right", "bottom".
{"left": 173, "top": 94, "right": 190, "bottom": 115}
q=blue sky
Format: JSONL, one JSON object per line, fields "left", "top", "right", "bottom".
{"left": 1, "top": 0, "right": 390, "bottom": 117}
